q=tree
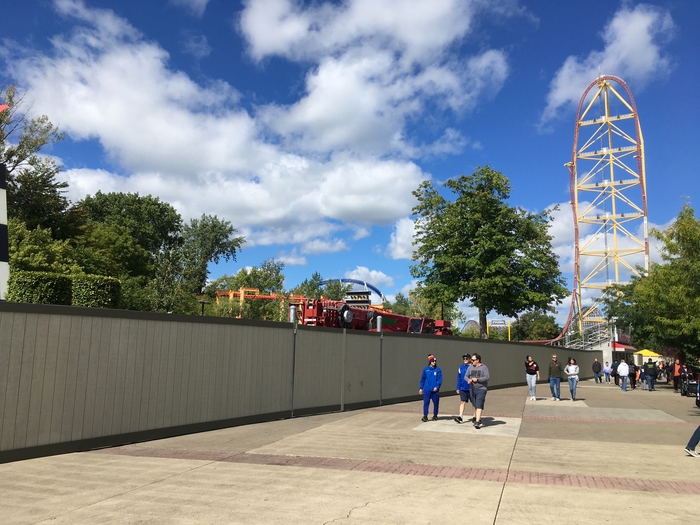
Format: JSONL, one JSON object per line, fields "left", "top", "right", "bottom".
{"left": 290, "top": 272, "right": 324, "bottom": 298}
{"left": 512, "top": 309, "right": 561, "bottom": 341}
{"left": 411, "top": 165, "right": 568, "bottom": 338}
{"left": 80, "top": 191, "right": 183, "bottom": 254}
{"left": 180, "top": 214, "right": 245, "bottom": 294}
{"left": 605, "top": 204, "right": 700, "bottom": 359}
{"left": 207, "top": 259, "right": 286, "bottom": 321}
{"left": 8, "top": 218, "right": 77, "bottom": 274}
{"left": 1, "top": 85, "right": 64, "bottom": 174}
{"left": 383, "top": 292, "right": 411, "bottom": 315}
{"left": 1, "top": 85, "right": 83, "bottom": 239}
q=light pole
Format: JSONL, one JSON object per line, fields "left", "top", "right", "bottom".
{"left": 0, "top": 104, "right": 11, "bottom": 301}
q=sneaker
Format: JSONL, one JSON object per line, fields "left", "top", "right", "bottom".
{"left": 531, "top": 396, "right": 536, "bottom": 401}
{"left": 555, "top": 398, "right": 560, "bottom": 401}
{"left": 550, "top": 397, "right": 556, "bottom": 401}
{"left": 685, "top": 448, "right": 700, "bottom": 457}
{"left": 454, "top": 416, "right": 463, "bottom": 424}
{"left": 421, "top": 416, "right": 428, "bottom": 422}
{"left": 431, "top": 415, "right": 439, "bottom": 421}
{"left": 470, "top": 416, "right": 476, "bottom": 423}
{"left": 474, "top": 420, "right": 483, "bottom": 429}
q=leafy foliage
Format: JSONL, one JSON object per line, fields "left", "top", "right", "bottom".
{"left": 6, "top": 271, "right": 72, "bottom": 305}
{"left": 80, "top": 191, "right": 183, "bottom": 254}
{"left": 605, "top": 204, "right": 700, "bottom": 358}
{"left": 411, "top": 165, "right": 568, "bottom": 338}
{"left": 512, "top": 308, "right": 561, "bottom": 341}
{"left": 72, "top": 275, "right": 121, "bottom": 308}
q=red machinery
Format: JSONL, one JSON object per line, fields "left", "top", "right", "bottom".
{"left": 295, "top": 298, "right": 452, "bottom": 336}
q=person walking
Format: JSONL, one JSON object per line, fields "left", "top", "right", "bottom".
{"left": 640, "top": 365, "right": 647, "bottom": 390}
{"left": 592, "top": 358, "right": 602, "bottom": 384}
{"left": 525, "top": 355, "right": 540, "bottom": 401}
{"left": 629, "top": 362, "right": 637, "bottom": 390}
{"left": 673, "top": 359, "right": 682, "bottom": 393}
{"left": 548, "top": 354, "right": 564, "bottom": 401}
{"left": 454, "top": 354, "right": 471, "bottom": 424}
{"left": 612, "top": 360, "right": 619, "bottom": 386}
{"left": 618, "top": 359, "right": 630, "bottom": 391}
{"left": 603, "top": 362, "right": 612, "bottom": 384}
{"left": 684, "top": 425, "right": 700, "bottom": 457}
{"left": 565, "top": 358, "right": 580, "bottom": 401}
{"left": 419, "top": 355, "right": 442, "bottom": 422}
{"left": 466, "top": 354, "right": 489, "bottom": 429}
{"left": 644, "top": 358, "right": 657, "bottom": 391}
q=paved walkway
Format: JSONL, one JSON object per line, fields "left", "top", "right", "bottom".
{"left": 2, "top": 379, "right": 700, "bottom": 524}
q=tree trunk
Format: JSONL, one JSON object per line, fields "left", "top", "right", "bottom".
{"left": 479, "top": 309, "right": 488, "bottom": 339}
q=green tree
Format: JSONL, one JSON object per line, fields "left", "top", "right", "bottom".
{"left": 512, "top": 309, "right": 561, "bottom": 341}
{"left": 8, "top": 218, "right": 77, "bottom": 273}
{"left": 1, "top": 85, "right": 64, "bottom": 174}
{"left": 206, "top": 259, "right": 286, "bottom": 321}
{"left": 605, "top": 204, "right": 700, "bottom": 358}
{"left": 320, "top": 279, "right": 351, "bottom": 300}
{"left": 80, "top": 191, "right": 183, "bottom": 254}
{"left": 181, "top": 214, "right": 245, "bottom": 293}
{"left": 383, "top": 291, "right": 411, "bottom": 315}
{"left": 411, "top": 165, "right": 568, "bottom": 338}
{"left": 1, "top": 85, "right": 83, "bottom": 239}
{"left": 71, "top": 222, "right": 152, "bottom": 278}
{"left": 290, "top": 272, "right": 324, "bottom": 298}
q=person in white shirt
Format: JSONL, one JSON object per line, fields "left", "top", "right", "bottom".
{"left": 564, "top": 358, "right": 580, "bottom": 401}
{"left": 617, "top": 359, "right": 630, "bottom": 391}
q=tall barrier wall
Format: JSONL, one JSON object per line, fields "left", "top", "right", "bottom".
{"left": 0, "top": 302, "right": 601, "bottom": 463}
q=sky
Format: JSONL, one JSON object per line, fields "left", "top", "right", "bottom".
{"left": 2, "top": 0, "right": 698, "bottom": 327}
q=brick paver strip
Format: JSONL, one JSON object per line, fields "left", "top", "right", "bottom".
{"left": 94, "top": 446, "right": 700, "bottom": 495}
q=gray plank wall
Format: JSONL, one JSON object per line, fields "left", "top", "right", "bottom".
{"left": 0, "top": 302, "right": 600, "bottom": 461}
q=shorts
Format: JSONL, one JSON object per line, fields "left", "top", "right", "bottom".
{"left": 459, "top": 390, "right": 471, "bottom": 403}
{"left": 470, "top": 388, "right": 487, "bottom": 409}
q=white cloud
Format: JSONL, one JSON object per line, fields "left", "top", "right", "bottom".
{"left": 541, "top": 4, "right": 674, "bottom": 125}
{"left": 277, "top": 249, "right": 307, "bottom": 266}
{"left": 181, "top": 31, "right": 212, "bottom": 59}
{"left": 387, "top": 217, "right": 416, "bottom": 260}
{"left": 5, "top": 0, "right": 516, "bottom": 254}
{"left": 170, "top": 0, "right": 210, "bottom": 17}
{"left": 344, "top": 266, "right": 394, "bottom": 289}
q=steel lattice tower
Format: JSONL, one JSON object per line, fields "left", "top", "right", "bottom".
{"left": 566, "top": 75, "right": 650, "bottom": 341}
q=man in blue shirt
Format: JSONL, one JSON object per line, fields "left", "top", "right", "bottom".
{"left": 419, "top": 354, "right": 442, "bottom": 422}
{"left": 454, "top": 354, "right": 471, "bottom": 423}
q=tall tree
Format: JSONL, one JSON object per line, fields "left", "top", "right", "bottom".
{"left": 180, "top": 214, "right": 245, "bottom": 293}
{"left": 605, "top": 204, "right": 700, "bottom": 358}
{"left": 411, "top": 165, "right": 568, "bottom": 338}
{"left": 1, "top": 85, "right": 82, "bottom": 238}
{"left": 80, "top": 191, "right": 183, "bottom": 254}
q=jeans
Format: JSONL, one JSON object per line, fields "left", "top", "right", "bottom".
{"left": 526, "top": 374, "right": 537, "bottom": 397}
{"left": 568, "top": 377, "right": 578, "bottom": 399}
{"left": 687, "top": 425, "right": 700, "bottom": 451}
{"left": 593, "top": 371, "right": 602, "bottom": 383}
{"left": 423, "top": 390, "right": 439, "bottom": 416}
{"left": 549, "top": 377, "right": 561, "bottom": 399}
{"left": 604, "top": 373, "right": 610, "bottom": 383}
{"left": 647, "top": 376, "right": 655, "bottom": 390}
{"left": 621, "top": 375, "right": 628, "bottom": 391}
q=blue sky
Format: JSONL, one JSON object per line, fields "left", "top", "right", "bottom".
{"left": 2, "top": 0, "right": 698, "bottom": 326}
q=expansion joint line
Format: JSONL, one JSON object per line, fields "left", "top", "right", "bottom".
{"left": 492, "top": 403, "right": 523, "bottom": 525}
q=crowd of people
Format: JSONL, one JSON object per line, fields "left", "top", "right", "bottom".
{"left": 417, "top": 352, "right": 700, "bottom": 458}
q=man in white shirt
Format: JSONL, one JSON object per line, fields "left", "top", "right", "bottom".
{"left": 617, "top": 359, "right": 630, "bottom": 391}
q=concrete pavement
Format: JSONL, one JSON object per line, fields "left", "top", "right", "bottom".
{"left": 2, "top": 379, "right": 700, "bottom": 524}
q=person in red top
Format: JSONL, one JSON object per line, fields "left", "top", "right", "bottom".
{"left": 673, "top": 358, "right": 682, "bottom": 393}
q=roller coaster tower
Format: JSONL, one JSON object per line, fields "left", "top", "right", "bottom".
{"left": 564, "top": 75, "right": 650, "bottom": 347}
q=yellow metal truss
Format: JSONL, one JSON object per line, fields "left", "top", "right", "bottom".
{"left": 570, "top": 76, "right": 649, "bottom": 335}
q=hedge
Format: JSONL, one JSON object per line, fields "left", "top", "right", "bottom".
{"left": 6, "top": 271, "right": 72, "bottom": 305}
{"left": 72, "top": 274, "right": 121, "bottom": 308}
{"left": 6, "top": 271, "right": 121, "bottom": 308}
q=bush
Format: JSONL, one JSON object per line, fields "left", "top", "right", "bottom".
{"left": 6, "top": 271, "right": 72, "bottom": 305}
{"left": 72, "top": 274, "right": 121, "bottom": 308}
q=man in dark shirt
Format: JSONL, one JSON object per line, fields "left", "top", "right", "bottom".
{"left": 466, "top": 354, "right": 490, "bottom": 429}
{"left": 592, "top": 358, "right": 602, "bottom": 383}
{"left": 548, "top": 354, "right": 564, "bottom": 401}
